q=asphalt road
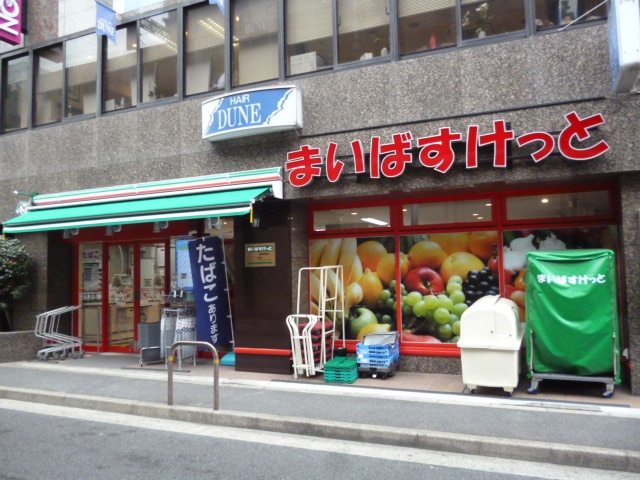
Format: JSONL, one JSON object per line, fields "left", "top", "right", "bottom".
{"left": 1, "top": 399, "right": 636, "bottom": 480}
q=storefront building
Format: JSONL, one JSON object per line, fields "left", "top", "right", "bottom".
{"left": 1, "top": 1, "right": 640, "bottom": 394}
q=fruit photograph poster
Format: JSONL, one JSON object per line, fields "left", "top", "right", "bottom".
{"left": 309, "top": 226, "right": 617, "bottom": 345}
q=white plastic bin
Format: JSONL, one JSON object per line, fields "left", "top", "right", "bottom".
{"left": 457, "top": 295, "right": 525, "bottom": 395}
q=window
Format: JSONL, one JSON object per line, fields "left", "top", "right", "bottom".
{"left": 140, "top": 11, "right": 178, "bottom": 103}
{"left": 65, "top": 35, "right": 98, "bottom": 118}
{"left": 506, "top": 190, "right": 612, "bottom": 220}
{"left": 0, "top": 0, "right": 610, "bottom": 134}
{"left": 313, "top": 206, "right": 391, "bottom": 231}
{"left": 534, "top": 0, "right": 607, "bottom": 30}
{"left": 232, "top": 0, "right": 279, "bottom": 87}
{"left": 104, "top": 24, "right": 138, "bottom": 112}
{"left": 286, "top": 0, "right": 333, "bottom": 76}
{"left": 34, "top": 45, "right": 64, "bottom": 126}
{"left": 460, "top": 0, "right": 526, "bottom": 40}
{"left": 337, "top": 0, "right": 391, "bottom": 64}
{"left": 1, "top": 55, "right": 29, "bottom": 133}
{"left": 399, "top": 0, "right": 457, "bottom": 54}
{"left": 185, "top": 3, "right": 226, "bottom": 95}
{"left": 403, "top": 199, "right": 493, "bottom": 226}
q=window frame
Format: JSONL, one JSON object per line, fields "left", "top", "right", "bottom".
{"left": 1, "top": 53, "right": 31, "bottom": 134}
{"left": 308, "top": 183, "right": 619, "bottom": 356}
{"left": 33, "top": 43, "right": 64, "bottom": 127}
{"left": 0, "top": 0, "right": 610, "bottom": 133}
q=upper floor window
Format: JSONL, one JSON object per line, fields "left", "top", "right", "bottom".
{"left": 185, "top": 2, "right": 226, "bottom": 95}
{"left": 104, "top": 24, "right": 138, "bottom": 112}
{"left": 1, "top": 55, "right": 29, "bottom": 133}
{"left": 140, "top": 11, "right": 178, "bottom": 103}
{"left": 286, "top": 0, "right": 333, "bottom": 76}
{"left": 0, "top": 0, "right": 610, "bottom": 135}
{"left": 338, "top": 0, "right": 391, "bottom": 64}
{"left": 65, "top": 34, "right": 98, "bottom": 118}
{"left": 399, "top": 0, "right": 457, "bottom": 54}
{"left": 534, "top": 0, "right": 607, "bottom": 30}
{"left": 232, "top": 0, "right": 279, "bottom": 87}
{"left": 34, "top": 45, "right": 64, "bottom": 127}
{"left": 460, "top": 0, "right": 526, "bottom": 41}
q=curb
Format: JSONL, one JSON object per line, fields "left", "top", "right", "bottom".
{"left": 1, "top": 386, "right": 638, "bottom": 473}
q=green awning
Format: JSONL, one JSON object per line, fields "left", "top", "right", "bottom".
{"left": 3, "top": 186, "right": 269, "bottom": 234}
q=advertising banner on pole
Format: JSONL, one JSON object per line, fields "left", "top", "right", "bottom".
{"left": 188, "top": 236, "right": 233, "bottom": 346}
{"left": 209, "top": 0, "right": 225, "bottom": 15}
{"left": 96, "top": 1, "right": 117, "bottom": 44}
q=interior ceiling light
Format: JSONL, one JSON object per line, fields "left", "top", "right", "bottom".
{"left": 360, "top": 217, "right": 388, "bottom": 226}
{"left": 541, "top": 198, "right": 549, "bottom": 203}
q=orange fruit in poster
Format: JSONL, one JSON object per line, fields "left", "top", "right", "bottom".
{"left": 356, "top": 240, "right": 387, "bottom": 272}
{"left": 468, "top": 231, "right": 499, "bottom": 260}
{"left": 408, "top": 240, "right": 448, "bottom": 269}
{"left": 357, "top": 269, "right": 384, "bottom": 308}
{"left": 429, "top": 233, "right": 470, "bottom": 255}
{"left": 439, "top": 252, "right": 485, "bottom": 284}
{"left": 376, "top": 252, "right": 410, "bottom": 286}
{"left": 514, "top": 268, "right": 527, "bottom": 291}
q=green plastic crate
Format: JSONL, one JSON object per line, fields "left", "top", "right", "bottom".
{"left": 324, "top": 356, "right": 358, "bottom": 384}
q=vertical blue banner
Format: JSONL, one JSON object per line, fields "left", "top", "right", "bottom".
{"left": 96, "top": 2, "right": 117, "bottom": 44}
{"left": 209, "top": 0, "right": 225, "bottom": 15}
{"left": 188, "top": 236, "right": 233, "bottom": 346}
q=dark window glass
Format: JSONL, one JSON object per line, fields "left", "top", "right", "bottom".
{"left": 185, "top": 3, "right": 226, "bottom": 95}
{"left": 399, "top": 0, "right": 457, "bottom": 54}
{"left": 460, "top": 0, "right": 526, "bottom": 41}
{"left": 232, "top": 0, "right": 279, "bottom": 87}
{"left": 1, "top": 55, "right": 29, "bottom": 133}
{"left": 403, "top": 199, "right": 493, "bottom": 226}
{"left": 506, "top": 191, "right": 612, "bottom": 220}
{"left": 104, "top": 24, "right": 138, "bottom": 112}
{"left": 140, "top": 11, "right": 178, "bottom": 103}
{"left": 534, "top": 0, "right": 607, "bottom": 30}
{"left": 337, "top": 0, "right": 391, "bottom": 64}
{"left": 286, "top": 0, "right": 333, "bottom": 75}
{"left": 35, "top": 45, "right": 64, "bottom": 126}
{"left": 65, "top": 35, "right": 97, "bottom": 118}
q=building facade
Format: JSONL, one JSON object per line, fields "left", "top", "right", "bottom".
{"left": 1, "top": 0, "right": 640, "bottom": 394}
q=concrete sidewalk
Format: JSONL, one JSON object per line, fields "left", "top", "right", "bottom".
{"left": 1, "top": 353, "right": 639, "bottom": 473}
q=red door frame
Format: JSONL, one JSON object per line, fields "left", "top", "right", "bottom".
{"left": 69, "top": 220, "right": 200, "bottom": 353}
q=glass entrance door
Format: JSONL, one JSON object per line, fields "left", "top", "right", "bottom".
{"left": 106, "top": 242, "right": 167, "bottom": 352}
{"left": 107, "top": 244, "right": 135, "bottom": 350}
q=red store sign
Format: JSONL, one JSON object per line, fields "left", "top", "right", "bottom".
{"left": 286, "top": 112, "right": 609, "bottom": 187}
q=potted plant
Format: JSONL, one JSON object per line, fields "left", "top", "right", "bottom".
{"left": 0, "top": 238, "right": 32, "bottom": 331}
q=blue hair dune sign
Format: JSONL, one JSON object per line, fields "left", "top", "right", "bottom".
{"left": 202, "top": 86, "right": 302, "bottom": 142}
{"left": 188, "top": 236, "right": 233, "bottom": 346}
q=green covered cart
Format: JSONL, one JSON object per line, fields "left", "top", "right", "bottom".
{"left": 525, "top": 249, "right": 621, "bottom": 398}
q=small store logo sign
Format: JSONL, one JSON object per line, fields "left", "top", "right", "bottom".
{"left": 15, "top": 200, "right": 29, "bottom": 216}
{"left": 0, "top": 0, "right": 24, "bottom": 46}
{"left": 286, "top": 111, "right": 609, "bottom": 187}
{"left": 202, "top": 86, "right": 303, "bottom": 142}
{"left": 245, "top": 243, "right": 276, "bottom": 267}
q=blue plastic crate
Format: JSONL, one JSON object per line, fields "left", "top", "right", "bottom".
{"left": 357, "top": 351, "right": 400, "bottom": 368}
{"left": 357, "top": 343, "right": 398, "bottom": 356}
